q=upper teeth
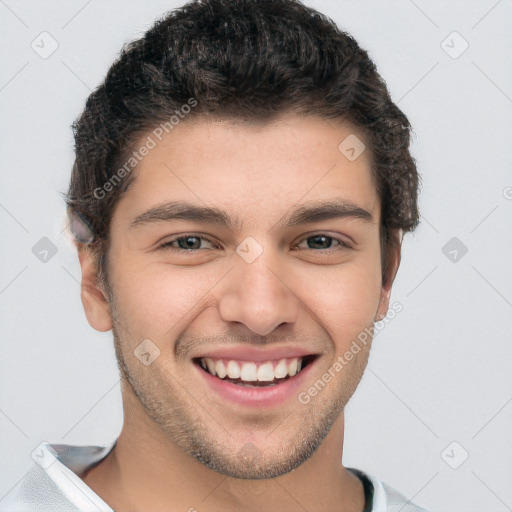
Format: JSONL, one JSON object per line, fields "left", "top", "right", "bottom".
{"left": 201, "top": 357, "right": 303, "bottom": 381}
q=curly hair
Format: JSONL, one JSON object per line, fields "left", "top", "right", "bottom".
{"left": 65, "top": 0, "right": 420, "bottom": 290}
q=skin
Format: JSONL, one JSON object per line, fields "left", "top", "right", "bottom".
{"left": 78, "top": 114, "right": 401, "bottom": 512}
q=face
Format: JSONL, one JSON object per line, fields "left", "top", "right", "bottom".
{"left": 80, "top": 114, "right": 399, "bottom": 479}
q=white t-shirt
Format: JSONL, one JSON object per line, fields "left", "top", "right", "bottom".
{"left": 0, "top": 441, "right": 430, "bottom": 512}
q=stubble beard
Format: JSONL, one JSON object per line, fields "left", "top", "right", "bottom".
{"left": 110, "top": 305, "right": 371, "bottom": 479}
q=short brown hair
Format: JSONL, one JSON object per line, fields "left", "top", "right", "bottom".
{"left": 65, "top": 0, "right": 421, "bottom": 291}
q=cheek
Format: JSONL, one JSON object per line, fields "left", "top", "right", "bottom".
{"left": 109, "top": 240, "right": 383, "bottom": 346}
{"left": 110, "top": 256, "right": 220, "bottom": 339}
{"left": 303, "top": 259, "right": 382, "bottom": 347}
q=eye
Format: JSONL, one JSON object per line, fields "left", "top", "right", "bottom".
{"left": 158, "top": 234, "right": 218, "bottom": 252}
{"left": 157, "top": 233, "right": 351, "bottom": 254}
{"left": 294, "top": 234, "right": 351, "bottom": 252}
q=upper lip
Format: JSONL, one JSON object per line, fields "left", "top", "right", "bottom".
{"left": 192, "top": 345, "right": 319, "bottom": 362}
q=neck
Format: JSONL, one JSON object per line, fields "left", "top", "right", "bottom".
{"left": 81, "top": 387, "right": 365, "bottom": 512}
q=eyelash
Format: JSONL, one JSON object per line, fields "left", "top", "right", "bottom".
{"left": 158, "top": 233, "right": 351, "bottom": 253}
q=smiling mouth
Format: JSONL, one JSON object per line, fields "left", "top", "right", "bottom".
{"left": 193, "top": 355, "right": 317, "bottom": 387}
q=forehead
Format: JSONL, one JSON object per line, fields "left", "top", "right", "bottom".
{"left": 115, "top": 114, "right": 379, "bottom": 227}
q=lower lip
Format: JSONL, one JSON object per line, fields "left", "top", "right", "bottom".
{"left": 194, "top": 358, "right": 317, "bottom": 407}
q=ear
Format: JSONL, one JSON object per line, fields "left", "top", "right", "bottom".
{"left": 77, "top": 246, "right": 113, "bottom": 332}
{"left": 375, "top": 230, "right": 402, "bottom": 322}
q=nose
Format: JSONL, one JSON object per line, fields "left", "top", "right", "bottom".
{"left": 217, "top": 250, "right": 301, "bottom": 337}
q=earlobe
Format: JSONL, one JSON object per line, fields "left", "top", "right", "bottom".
{"left": 375, "top": 233, "right": 402, "bottom": 322}
{"left": 78, "top": 247, "right": 113, "bottom": 332}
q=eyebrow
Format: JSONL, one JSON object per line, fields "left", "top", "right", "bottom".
{"left": 130, "top": 198, "right": 374, "bottom": 232}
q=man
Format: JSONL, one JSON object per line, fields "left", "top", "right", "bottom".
{"left": 2, "top": 0, "right": 429, "bottom": 510}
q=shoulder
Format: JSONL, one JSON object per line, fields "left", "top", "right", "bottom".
{"left": 0, "top": 441, "right": 115, "bottom": 512}
{"left": 0, "top": 463, "right": 81, "bottom": 512}
{"left": 347, "top": 467, "right": 431, "bottom": 512}
{"left": 379, "top": 479, "right": 431, "bottom": 512}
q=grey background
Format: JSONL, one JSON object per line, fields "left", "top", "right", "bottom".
{"left": 1, "top": 1, "right": 511, "bottom": 511}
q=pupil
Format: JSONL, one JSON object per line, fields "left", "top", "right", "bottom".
{"left": 179, "top": 237, "right": 200, "bottom": 250}
{"left": 308, "top": 235, "right": 331, "bottom": 249}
